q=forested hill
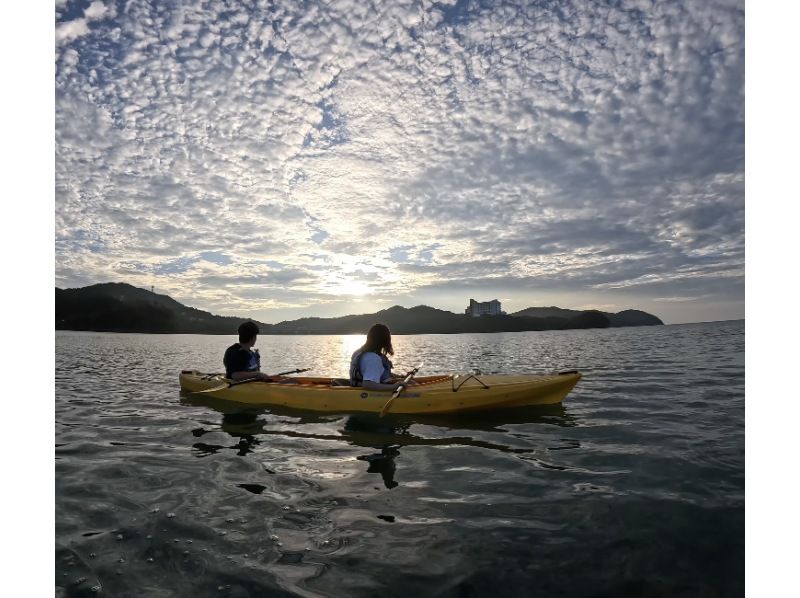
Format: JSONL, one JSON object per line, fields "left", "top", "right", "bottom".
{"left": 55, "top": 283, "right": 268, "bottom": 334}
{"left": 511, "top": 306, "right": 664, "bottom": 327}
{"left": 55, "top": 283, "right": 663, "bottom": 334}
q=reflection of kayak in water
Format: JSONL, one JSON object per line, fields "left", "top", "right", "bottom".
{"left": 179, "top": 370, "right": 581, "bottom": 414}
{"left": 180, "top": 399, "right": 582, "bottom": 490}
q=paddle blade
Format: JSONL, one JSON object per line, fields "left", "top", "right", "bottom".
{"left": 379, "top": 396, "right": 398, "bottom": 418}
{"left": 193, "top": 376, "right": 261, "bottom": 394}
{"left": 194, "top": 383, "right": 229, "bottom": 394}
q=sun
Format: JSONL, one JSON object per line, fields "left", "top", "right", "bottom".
{"left": 325, "top": 280, "right": 375, "bottom": 299}
{"left": 332, "top": 280, "right": 375, "bottom": 297}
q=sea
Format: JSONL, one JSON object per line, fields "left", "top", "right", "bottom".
{"left": 55, "top": 320, "right": 744, "bottom": 597}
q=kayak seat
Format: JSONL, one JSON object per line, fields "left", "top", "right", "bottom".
{"left": 330, "top": 378, "right": 352, "bottom": 387}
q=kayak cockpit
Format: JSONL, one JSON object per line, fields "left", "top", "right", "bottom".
{"left": 180, "top": 370, "right": 453, "bottom": 389}
{"left": 280, "top": 375, "right": 453, "bottom": 388}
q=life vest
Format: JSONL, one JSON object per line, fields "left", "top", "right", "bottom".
{"left": 223, "top": 344, "right": 261, "bottom": 378}
{"left": 247, "top": 348, "right": 261, "bottom": 371}
{"left": 349, "top": 349, "right": 393, "bottom": 386}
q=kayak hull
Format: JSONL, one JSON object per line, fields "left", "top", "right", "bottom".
{"left": 179, "top": 371, "right": 582, "bottom": 414}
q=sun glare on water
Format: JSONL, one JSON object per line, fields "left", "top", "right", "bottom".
{"left": 339, "top": 334, "right": 365, "bottom": 372}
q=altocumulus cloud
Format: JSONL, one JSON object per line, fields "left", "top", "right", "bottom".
{"left": 55, "top": 0, "right": 744, "bottom": 323}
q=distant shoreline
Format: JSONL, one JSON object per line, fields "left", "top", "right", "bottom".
{"left": 56, "top": 319, "right": 742, "bottom": 336}
{"left": 56, "top": 282, "right": 669, "bottom": 335}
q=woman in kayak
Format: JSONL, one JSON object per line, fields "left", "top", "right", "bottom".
{"left": 349, "top": 323, "right": 416, "bottom": 391}
{"left": 224, "top": 321, "right": 281, "bottom": 381}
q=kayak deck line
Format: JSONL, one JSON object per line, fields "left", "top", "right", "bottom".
{"left": 179, "top": 370, "right": 582, "bottom": 415}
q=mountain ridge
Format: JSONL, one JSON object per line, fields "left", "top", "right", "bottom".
{"left": 56, "top": 283, "right": 664, "bottom": 334}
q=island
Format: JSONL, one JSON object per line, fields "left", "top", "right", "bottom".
{"left": 55, "top": 282, "right": 664, "bottom": 335}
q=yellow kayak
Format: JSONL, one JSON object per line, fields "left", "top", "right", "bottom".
{"left": 179, "top": 370, "right": 582, "bottom": 415}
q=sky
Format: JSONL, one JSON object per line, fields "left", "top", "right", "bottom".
{"left": 54, "top": 0, "right": 745, "bottom": 325}
{"left": 11, "top": 4, "right": 797, "bottom": 591}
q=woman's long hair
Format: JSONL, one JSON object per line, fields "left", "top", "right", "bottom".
{"left": 362, "top": 323, "right": 393, "bottom": 356}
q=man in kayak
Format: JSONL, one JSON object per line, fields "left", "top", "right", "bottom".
{"left": 349, "top": 323, "right": 417, "bottom": 391}
{"left": 224, "top": 321, "right": 279, "bottom": 381}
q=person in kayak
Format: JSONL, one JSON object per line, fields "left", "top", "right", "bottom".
{"left": 224, "top": 321, "right": 279, "bottom": 381}
{"left": 349, "top": 323, "right": 417, "bottom": 391}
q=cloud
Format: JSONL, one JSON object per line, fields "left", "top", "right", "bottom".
{"left": 55, "top": 0, "right": 745, "bottom": 324}
{"left": 84, "top": 1, "right": 108, "bottom": 21}
{"left": 55, "top": 18, "right": 89, "bottom": 44}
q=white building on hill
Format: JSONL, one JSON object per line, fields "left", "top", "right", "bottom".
{"left": 465, "top": 298, "right": 505, "bottom": 317}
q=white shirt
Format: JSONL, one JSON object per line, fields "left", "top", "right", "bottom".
{"left": 359, "top": 352, "right": 387, "bottom": 383}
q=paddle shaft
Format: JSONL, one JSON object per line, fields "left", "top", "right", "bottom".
{"left": 379, "top": 362, "right": 423, "bottom": 418}
{"left": 229, "top": 367, "right": 311, "bottom": 385}
{"left": 195, "top": 368, "right": 310, "bottom": 394}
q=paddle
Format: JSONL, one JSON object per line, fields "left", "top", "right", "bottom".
{"left": 194, "top": 368, "right": 311, "bottom": 394}
{"left": 379, "top": 362, "right": 423, "bottom": 418}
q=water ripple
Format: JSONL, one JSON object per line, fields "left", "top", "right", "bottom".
{"left": 56, "top": 321, "right": 744, "bottom": 597}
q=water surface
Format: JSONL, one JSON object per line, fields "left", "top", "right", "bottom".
{"left": 56, "top": 321, "right": 744, "bottom": 597}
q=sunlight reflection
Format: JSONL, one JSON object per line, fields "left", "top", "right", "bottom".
{"left": 339, "top": 334, "right": 365, "bottom": 373}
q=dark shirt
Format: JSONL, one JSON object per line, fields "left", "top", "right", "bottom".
{"left": 223, "top": 343, "right": 261, "bottom": 379}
